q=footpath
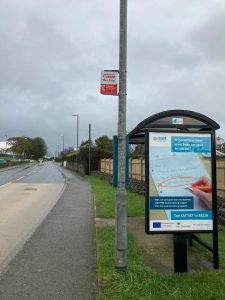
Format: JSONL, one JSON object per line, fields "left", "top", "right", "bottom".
{"left": 0, "top": 167, "right": 95, "bottom": 300}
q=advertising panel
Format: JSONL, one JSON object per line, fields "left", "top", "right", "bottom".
{"left": 148, "top": 132, "right": 213, "bottom": 232}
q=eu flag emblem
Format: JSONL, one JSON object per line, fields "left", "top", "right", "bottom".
{"left": 153, "top": 222, "right": 161, "bottom": 228}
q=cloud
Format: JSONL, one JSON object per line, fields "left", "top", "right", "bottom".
{"left": 0, "top": 0, "right": 225, "bottom": 153}
{"left": 190, "top": 12, "right": 225, "bottom": 62}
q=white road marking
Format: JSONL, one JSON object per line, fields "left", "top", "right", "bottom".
{"left": 16, "top": 176, "right": 25, "bottom": 181}
{"left": 0, "top": 182, "right": 12, "bottom": 188}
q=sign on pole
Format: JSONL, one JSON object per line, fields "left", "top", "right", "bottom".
{"left": 100, "top": 71, "right": 118, "bottom": 95}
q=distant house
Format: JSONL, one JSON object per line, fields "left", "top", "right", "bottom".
{"left": 0, "top": 141, "right": 9, "bottom": 153}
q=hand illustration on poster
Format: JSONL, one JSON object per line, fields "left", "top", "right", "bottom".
{"left": 188, "top": 176, "right": 212, "bottom": 209}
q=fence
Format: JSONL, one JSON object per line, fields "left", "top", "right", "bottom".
{"left": 100, "top": 158, "right": 225, "bottom": 199}
{"left": 100, "top": 158, "right": 113, "bottom": 175}
{"left": 216, "top": 160, "right": 225, "bottom": 199}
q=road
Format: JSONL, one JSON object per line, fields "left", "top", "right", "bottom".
{"left": 0, "top": 162, "right": 64, "bottom": 185}
{"left": 0, "top": 162, "right": 65, "bottom": 270}
{"left": 0, "top": 165, "right": 95, "bottom": 299}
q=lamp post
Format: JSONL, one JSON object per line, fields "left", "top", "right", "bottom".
{"left": 61, "top": 134, "right": 64, "bottom": 152}
{"left": 88, "top": 123, "right": 91, "bottom": 175}
{"left": 115, "top": 0, "right": 128, "bottom": 272}
{"left": 56, "top": 144, "right": 59, "bottom": 158}
{"left": 60, "top": 135, "right": 64, "bottom": 166}
{"left": 72, "top": 114, "right": 79, "bottom": 170}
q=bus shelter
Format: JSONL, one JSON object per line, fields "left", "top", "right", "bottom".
{"left": 128, "top": 110, "right": 220, "bottom": 272}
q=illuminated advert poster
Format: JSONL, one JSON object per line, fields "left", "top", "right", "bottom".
{"left": 149, "top": 132, "right": 212, "bottom": 232}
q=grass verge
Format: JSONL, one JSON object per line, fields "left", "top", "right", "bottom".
{"left": 89, "top": 176, "right": 225, "bottom": 300}
{"left": 88, "top": 176, "right": 144, "bottom": 218}
{"left": 96, "top": 226, "right": 225, "bottom": 300}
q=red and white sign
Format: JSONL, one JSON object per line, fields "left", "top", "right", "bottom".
{"left": 100, "top": 71, "right": 118, "bottom": 95}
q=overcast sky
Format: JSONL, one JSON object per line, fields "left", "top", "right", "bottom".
{"left": 0, "top": 0, "right": 225, "bottom": 155}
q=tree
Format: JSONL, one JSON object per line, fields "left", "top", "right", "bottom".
{"left": 32, "top": 137, "right": 47, "bottom": 159}
{"left": 95, "top": 135, "right": 113, "bottom": 153}
{"left": 130, "top": 144, "right": 145, "bottom": 158}
{"left": 71, "top": 135, "right": 113, "bottom": 175}
{"left": 7, "top": 136, "right": 33, "bottom": 159}
{"left": 7, "top": 136, "right": 47, "bottom": 160}
{"left": 79, "top": 147, "right": 112, "bottom": 175}
{"left": 80, "top": 139, "right": 94, "bottom": 148}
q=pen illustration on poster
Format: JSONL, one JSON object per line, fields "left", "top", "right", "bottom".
{"left": 149, "top": 132, "right": 213, "bottom": 232}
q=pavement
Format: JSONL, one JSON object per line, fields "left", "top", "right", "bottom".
{"left": 0, "top": 167, "right": 95, "bottom": 300}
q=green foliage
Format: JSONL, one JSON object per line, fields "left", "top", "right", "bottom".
{"left": 32, "top": 137, "right": 47, "bottom": 159}
{"left": 79, "top": 148, "right": 112, "bottom": 175}
{"left": 64, "top": 135, "right": 113, "bottom": 175}
{"left": 95, "top": 135, "right": 113, "bottom": 153}
{"left": 7, "top": 136, "right": 33, "bottom": 158}
{"left": 130, "top": 144, "right": 145, "bottom": 159}
{"left": 80, "top": 139, "right": 94, "bottom": 148}
{"left": 66, "top": 151, "right": 78, "bottom": 158}
{"left": 0, "top": 160, "right": 28, "bottom": 169}
{"left": 7, "top": 136, "right": 47, "bottom": 159}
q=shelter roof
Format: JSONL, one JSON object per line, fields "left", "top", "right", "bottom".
{"left": 128, "top": 110, "right": 220, "bottom": 144}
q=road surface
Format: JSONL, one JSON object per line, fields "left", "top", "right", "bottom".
{"left": 0, "top": 162, "right": 65, "bottom": 270}
{"left": 0, "top": 165, "right": 95, "bottom": 299}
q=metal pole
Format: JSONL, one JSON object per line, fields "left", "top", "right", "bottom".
{"left": 61, "top": 135, "right": 64, "bottom": 151}
{"left": 72, "top": 114, "right": 79, "bottom": 171}
{"left": 60, "top": 135, "right": 64, "bottom": 166}
{"left": 115, "top": 0, "right": 128, "bottom": 272}
{"left": 76, "top": 115, "right": 79, "bottom": 171}
{"left": 89, "top": 123, "right": 91, "bottom": 175}
{"left": 212, "top": 131, "right": 219, "bottom": 269}
{"left": 77, "top": 115, "right": 79, "bottom": 158}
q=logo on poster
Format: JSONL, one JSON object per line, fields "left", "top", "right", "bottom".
{"left": 153, "top": 136, "right": 167, "bottom": 142}
{"left": 150, "top": 134, "right": 170, "bottom": 147}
